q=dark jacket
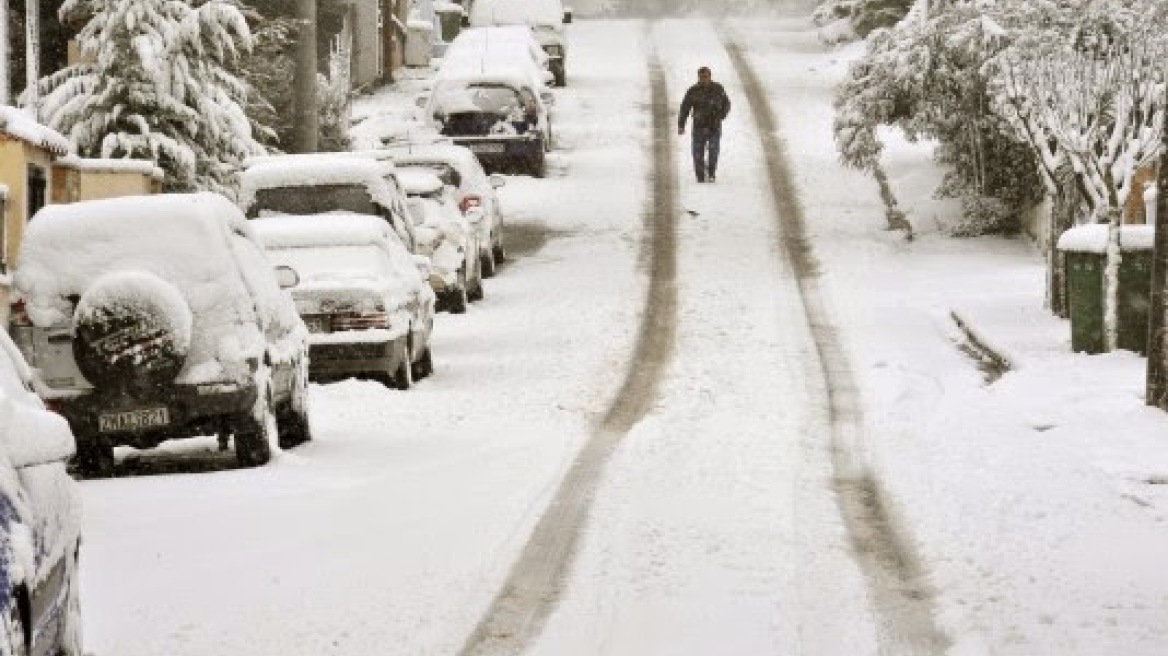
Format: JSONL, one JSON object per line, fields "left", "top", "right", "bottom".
{"left": 678, "top": 82, "right": 730, "bottom": 130}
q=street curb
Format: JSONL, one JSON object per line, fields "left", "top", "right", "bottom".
{"left": 949, "top": 309, "right": 1014, "bottom": 376}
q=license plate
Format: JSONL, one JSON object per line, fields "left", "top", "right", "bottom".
{"left": 304, "top": 316, "right": 330, "bottom": 333}
{"left": 99, "top": 407, "right": 169, "bottom": 433}
{"left": 469, "top": 142, "right": 505, "bottom": 154}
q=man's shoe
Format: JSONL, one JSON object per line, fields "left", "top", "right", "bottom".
{"left": 696, "top": 175, "right": 706, "bottom": 183}
{"left": 708, "top": 172, "right": 716, "bottom": 183}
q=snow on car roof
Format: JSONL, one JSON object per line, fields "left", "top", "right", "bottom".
{"left": 396, "top": 170, "right": 445, "bottom": 195}
{"left": 242, "top": 151, "right": 397, "bottom": 171}
{"left": 250, "top": 213, "right": 395, "bottom": 251}
{"left": 15, "top": 192, "right": 258, "bottom": 326}
{"left": 469, "top": 0, "right": 563, "bottom": 27}
{"left": 454, "top": 24, "right": 539, "bottom": 43}
{"left": 240, "top": 157, "right": 397, "bottom": 210}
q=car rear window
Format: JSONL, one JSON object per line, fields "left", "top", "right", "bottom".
{"left": 252, "top": 184, "right": 377, "bottom": 218}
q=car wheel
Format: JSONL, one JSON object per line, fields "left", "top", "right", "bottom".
{"left": 412, "top": 346, "right": 434, "bottom": 380}
{"left": 529, "top": 151, "right": 547, "bottom": 178}
{"left": 391, "top": 340, "right": 414, "bottom": 390}
{"left": 277, "top": 363, "right": 313, "bottom": 449}
{"left": 3, "top": 597, "right": 27, "bottom": 656}
{"left": 480, "top": 246, "right": 497, "bottom": 278}
{"left": 468, "top": 269, "right": 485, "bottom": 302}
{"left": 61, "top": 545, "right": 83, "bottom": 656}
{"left": 73, "top": 437, "right": 115, "bottom": 478}
{"left": 446, "top": 270, "right": 469, "bottom": 314}
{"left": 234, "top": 388, "right": 275, "bottom": 468}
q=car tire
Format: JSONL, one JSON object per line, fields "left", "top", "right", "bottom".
{"left": 391, "top": 341, "right": 414, "bottom": 391}
{"left": 234, "top": 389, "right": 275, "bottom": 468}
{"left": 493, "top": 231, "right": 507, "bottom": 264}
{"left": 529, "top": 151, "right": 547, "bottom": 178}
{"left": 412, "top": 346, "right": 434, "bottom": 380}
{"left": 446, "top": 270, "right": 469, "bottom": 314}
{"left": 61, "top": 545, "right": 83, "bottom": 656}
{"left": 480, "top": 246, "right": 497, "bottom": 278}
{"left": 3, "top": 597, "right": 27, "bottom": 656}
{"left": 73, "top": 437, "right": 115, "bottom": 478}
{"left": 277, "top": 362, "right": 313, "bottom": 449}
{"left": 468, "top": 270, "right": 485, "bottom": 302}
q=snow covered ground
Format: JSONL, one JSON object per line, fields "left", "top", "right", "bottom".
{"left": 76, "top": 12, "right": 1168, "bottom": 656}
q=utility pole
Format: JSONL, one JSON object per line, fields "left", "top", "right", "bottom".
{"left": 380, "top": 0, "right": 394, "bottom": 84}
{"left": 0, "top": 0, "right": 9, "bottom": 105}
{"left": 293, "top": 0, "right": 318, "bottom": 153}
{"left": 1146, "top": 81, "right": 1168, "bottom": 410}
{"left": 24, "top": 0, "right": 37, "bottom": 118}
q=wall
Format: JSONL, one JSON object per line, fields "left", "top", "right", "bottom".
{"left": 78, "top": 171, "right": 154, "bottom": 201}
{"left": 352, "top": 0, "right": 383, "bottom": 88}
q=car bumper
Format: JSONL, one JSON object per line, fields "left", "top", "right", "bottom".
{"left": 54, "top": 384, "right": 258, "bottom": 448}
{"left": 308, "top": 335, "right": 408, "bottom": 381}
{"left": 452, "top": 137, "right": 543, "bottom": 166}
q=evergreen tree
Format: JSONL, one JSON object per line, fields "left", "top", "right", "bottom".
{"left": 38, "top": 0, "right": 268, "bottom": 195}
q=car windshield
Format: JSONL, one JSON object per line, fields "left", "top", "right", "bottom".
{"left": 400, "top": 163, "right": 461, "bottom": 187}
{"left": 252, "top": 184, "right": 377, "bottom": 217}
{"left": 265, "top": 245, "right": 391, "bottom": 282}
{"left": 433, "top": 83, "right": 522, "bottom": 114}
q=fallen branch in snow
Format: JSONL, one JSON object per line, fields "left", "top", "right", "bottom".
{"left": 871, "top": 160, "right": 914, "bottom": 241}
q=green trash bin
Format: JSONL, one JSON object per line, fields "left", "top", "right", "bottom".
{"left": 1057, "top": 224, "right": 1155, "bottom": 355}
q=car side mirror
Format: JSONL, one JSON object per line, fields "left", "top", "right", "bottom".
{"left": 489, "top": 174, "right": 506, "bottom": 189}
{"left": 413, "top": 254, "right": 433, "bottom": 279}
{"left": 563, "top": 9, "right": 573, "bottom": 23}
{"left": 415, "top": 94, "right": 429, "bottom": 109}
{"left": 2, "top": 400, "right": 76, "bottom": 468}
{"left": 274, "top": 265, "right": 299, "bottom": 289}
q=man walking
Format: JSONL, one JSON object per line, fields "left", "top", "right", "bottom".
{"left": 678, "top": 66, "right": 731, "bottom": 183}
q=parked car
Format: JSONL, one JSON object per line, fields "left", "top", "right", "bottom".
{"left": 422, "top": 71, "right": 552, "bottom": 177}
{"left": 387, "top": 144, "right": 509, "bottom": 276}
{"left": 467, "top": 0, "right": 571, "bottom": 86}
{"left": 0, "top": 329, "right": 83, "bottom": 656}
{"left": 251, "top": 214, "right": 437, "bottom": 389}
{"left": 397, "top": 169, "right": 485, "bottom": 312}
{"left": 440, "top": 35, "right": 556, "bottom": 94}
{"left": 8, "top": 193, "right": 312, "bottom": 476}
{"left": 241, "top": 156, "right": 419, "bottom": 255}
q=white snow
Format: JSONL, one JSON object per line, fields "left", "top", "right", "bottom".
{"left": 0, "top": 105, "right": 71, "bottom": 155}
{"left": 54, "top": 154, "right": 164, "bottom": 178}
{"left": 239, "top": 157, "right": 399, "bottom": 212}
{"left": 71, "top": 12, "right": 1168, "bottom": 656}
{"left": 74, "top": 269, "right": 194, "bottom": 355}
{"left": 1057, "top": 224, "right": 1156, "bottom": 253}
{"left": 467, "top": 0, "right": 565, "bottom": 28}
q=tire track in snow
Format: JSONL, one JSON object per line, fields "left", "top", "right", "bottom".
{"left": 719, "top": 28, "right": 951, "bottom": 656}
{"left": 456, "top": 30, "right": 678, "bottom": 656}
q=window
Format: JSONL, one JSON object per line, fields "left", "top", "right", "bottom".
{"left": 26, "top": 165, "right": 46, "bottom": 220}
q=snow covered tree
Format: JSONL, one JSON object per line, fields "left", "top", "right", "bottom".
{"left": 990, "top": 3, "right": 1168, "bottom": 351}
{"left": 37, "top": 0, "right": 269, "bottom": 195}
{"left": 833, "top": 0, "right": 1042, "bottom": 239}
{"left": 813, "top": 0, "right": 913, "bottom": 39}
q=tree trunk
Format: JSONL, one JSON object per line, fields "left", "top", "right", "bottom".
{"left": 293, "top": 0, "right": 318, "bottom": 153}
{"left": 1103, "top": 206, "right": 1123, "bottom": 352}
{"left": 1048, "top": 180, "right": 1079, "bottom": 318}
{"left": 380, "top": 0, "right": 394, "bottom": 84}
{"left": 23, "top": 0, "right": 36, "bottom": 118}
{"left": 0, "top": 0, "right": 8, "bottom": 105}
{"left": 1147, "top": 137, "right": 1168, "bottom": 408}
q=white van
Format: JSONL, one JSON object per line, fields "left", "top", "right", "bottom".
{"left": 466, "top": 0, "right": 572, "bottom": 86}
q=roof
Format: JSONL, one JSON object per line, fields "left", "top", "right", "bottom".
{"left": 0, "top": 106, "right": 71, "bottom": 156}
{"left": 54, "top": 154, "right": 164, "bottom": 179}
{"left": 396, "top": 170, "right": 445, "bottom": 195}
{"left": 250, "top": 213, "right": 394, "bottom": 250}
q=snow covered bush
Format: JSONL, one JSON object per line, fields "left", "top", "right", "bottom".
{"left": 834, "top": 0, "right": 1042, "bottom": 237}
{"left": 812, "top": 0, "right": 912, "bottom": 39}
{"left": 38, "top": 0, "right": 269, "bottom": 195}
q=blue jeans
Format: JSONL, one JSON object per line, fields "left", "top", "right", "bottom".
{"left": 692, "top": 123, "right": 721, "bottom": 180}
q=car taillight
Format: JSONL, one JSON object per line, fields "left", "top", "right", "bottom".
{"left": 459, "top": 195, "right": 482, "bottom": 214}
{"left": 8, "top": 298, "right": 31, "bottom": 328}
{"left": 43, "top": 399, "right": 64, "bottom": 415}
{"left": 331, "top": 312, "right": 388, "bottom": 331}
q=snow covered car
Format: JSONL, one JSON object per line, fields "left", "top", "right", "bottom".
{"left": 389, "top": 144, "right": 508, "bottom": 276}
{"left": 467, "top": 0, "right": 571, "bottom": 86}
{"left": 8, "top": 194, "right": 312, "bottom": 476}
{"left": 0, "top": 329, "right": 83, "bottom": 656}
{"left": 241, "top": 156, "right": 419, "bottom": 256}
{"left": 397, "top": 169, "right": 485, "bottom": 313}
{"left": 251, "top": 214, "right": 436, "bottom": 389}
{"left": 439, "top": 36, "right": 557, "bottom": 96}
{"left": 422, "top": 71, "right": 552, "bottom": 177}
